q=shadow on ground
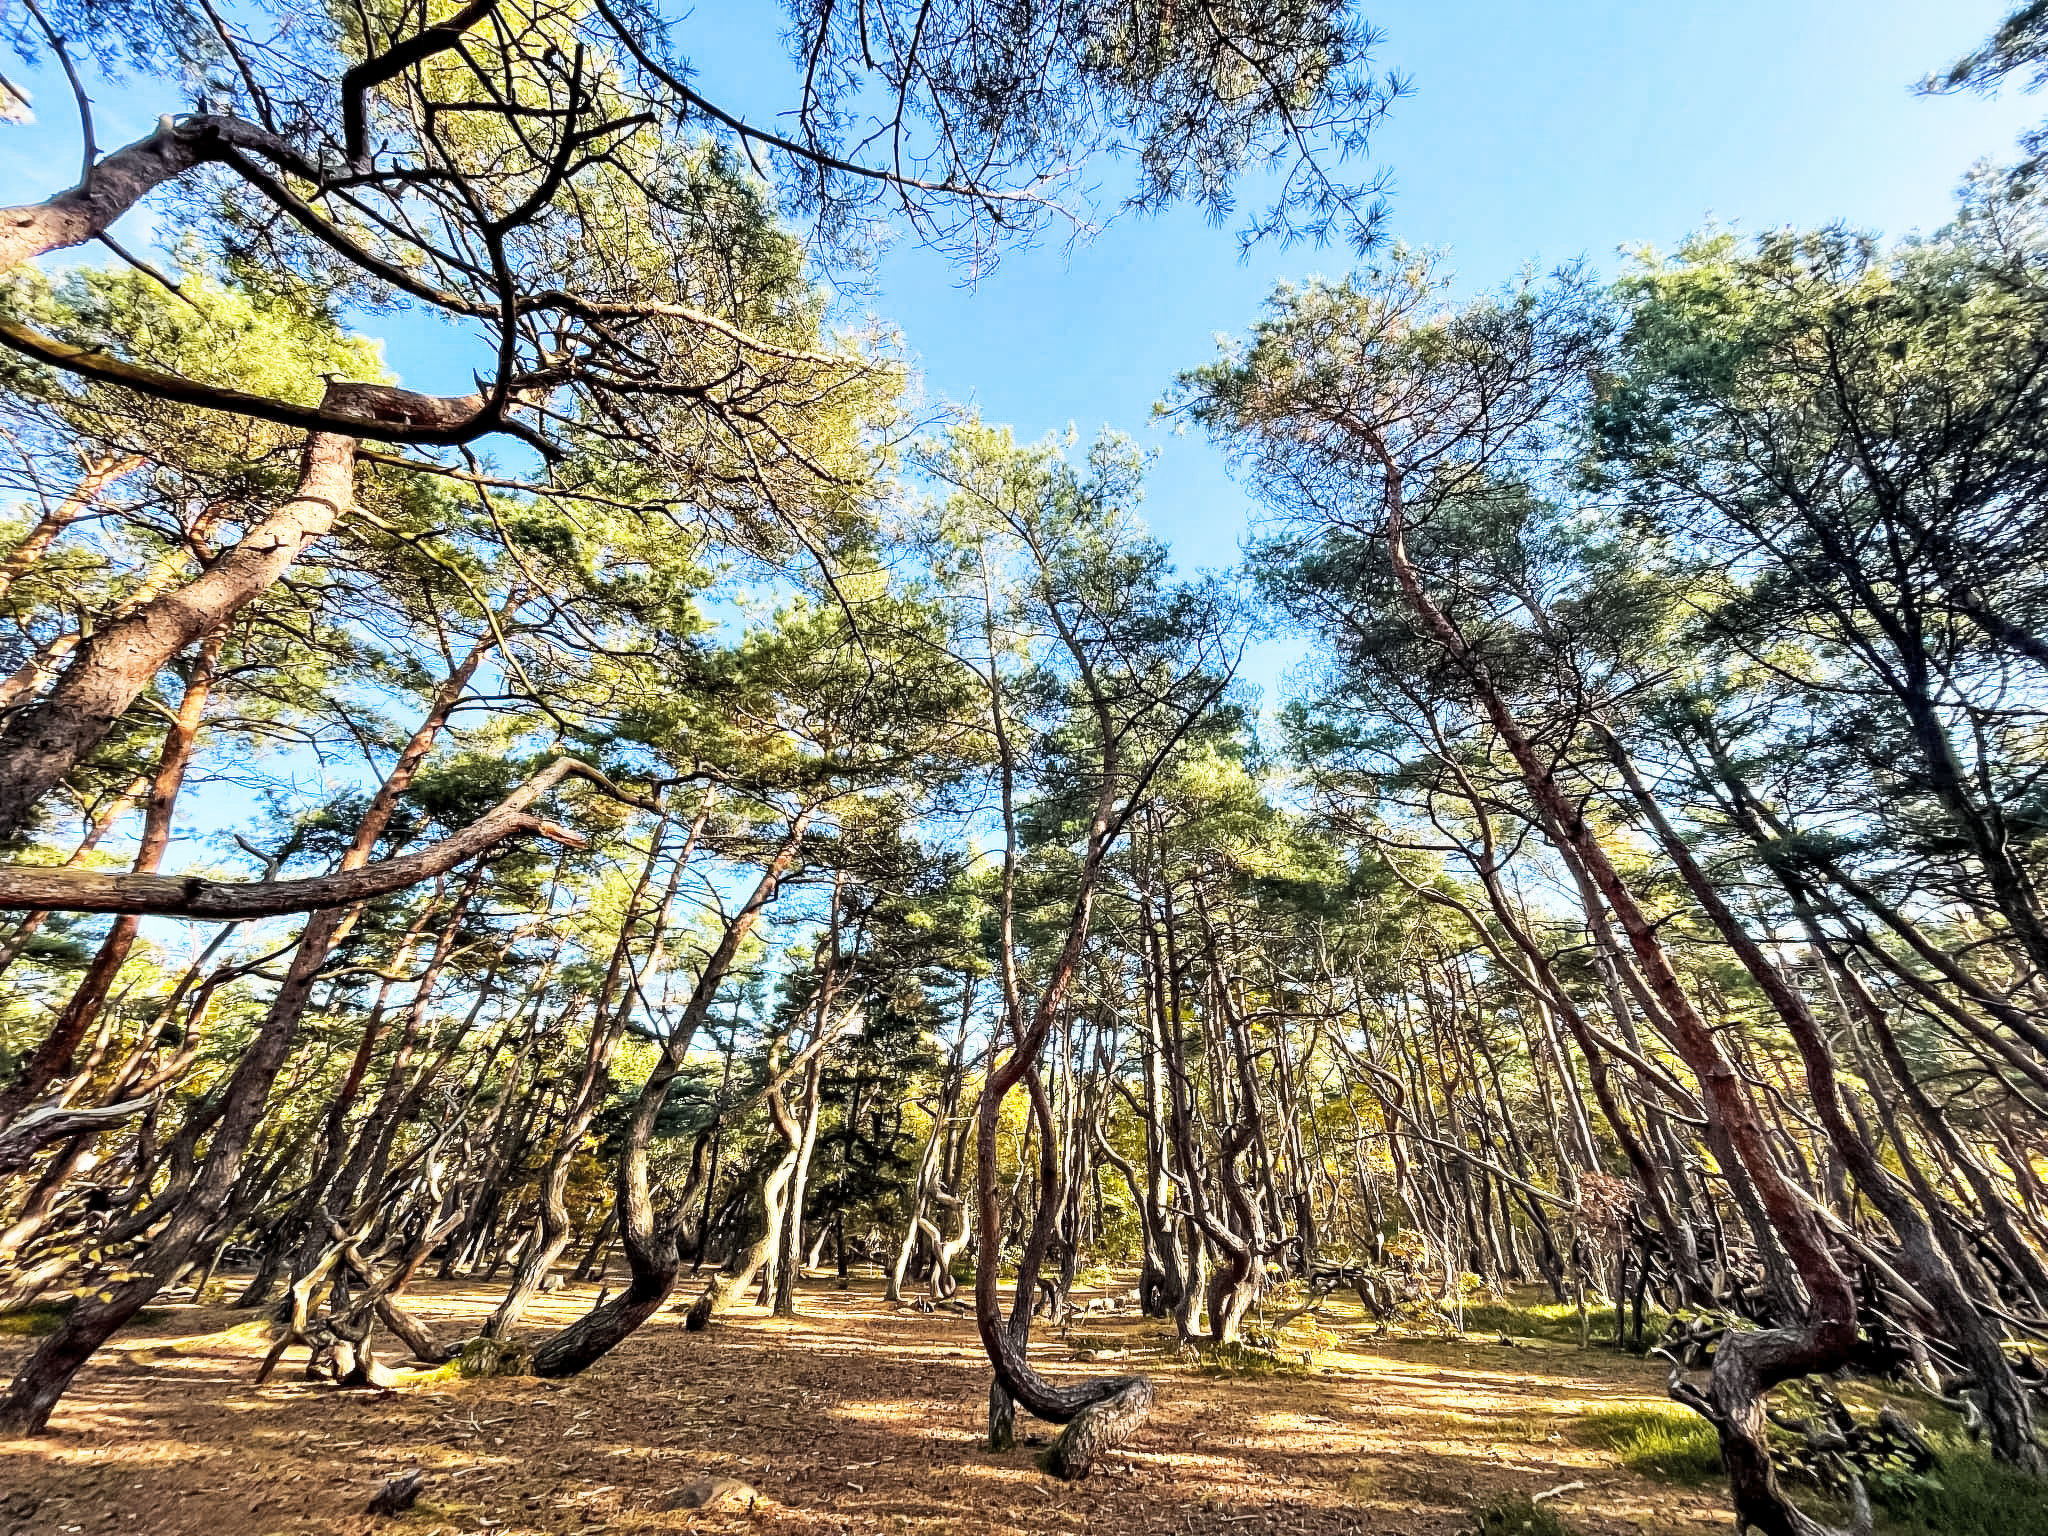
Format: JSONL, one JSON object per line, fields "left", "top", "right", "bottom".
{"left": 0, "top": 1276, "right": 1733, "bottom": 1535}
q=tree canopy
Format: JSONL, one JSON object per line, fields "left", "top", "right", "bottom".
{"left": 0, "top": 7, "right": 2045, "bottom": 1536}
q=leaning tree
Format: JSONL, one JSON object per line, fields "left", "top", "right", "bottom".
{"left": 0, "top": 0, "right": 1404, "bottom": 1438}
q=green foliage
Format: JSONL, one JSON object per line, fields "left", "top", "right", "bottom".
{"left": 1579, "top": 1405, "right": 1723, "bottom": 1482}
{"left": 1868, "top": 1442, "right": 2048, "bottom": 1536}
{"left": 0, "top": 263, "right": 387, "bottom": 472}
{"left": 1459, "top": 1299, "right": 1673, "bottom": 1352}
{"left": 1922, "top": 1, "right": 2048, "bottom": 96}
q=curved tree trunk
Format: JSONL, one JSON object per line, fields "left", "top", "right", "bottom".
{"left": 0, "top": 382, "right": 486, "bottom": 840}
{"left": 529, "top": 808, "right": 821, "bottom": 1373}
{"left": 1602, "top": 725, "right": 2045, "bottom": 1476}
{"left": 0, "top": 597, "right": 494, "bottom": 1433}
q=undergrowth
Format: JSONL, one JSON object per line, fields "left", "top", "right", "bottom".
{"left": 1862, "top": 1439, "right": 2048, "bottom": 1536}
{"left": 1470, "top": 1493, "right": 1581, "bottom": 1535}
{"left": 1460, "top": 1298, "right": 1674, "bottom": 1352}
{"left": 1578, "top": 1397, "right": 2047, "bottom": 1536}
{"left": 1579, "top": 1403, "right": 1723, "bottom": 1482}
{"left": 1062, "top": 1331, "right": 1121, "bottom": 1353}
{"left": 1192, "top": 1339, "right": 1312, "bottom": 1377}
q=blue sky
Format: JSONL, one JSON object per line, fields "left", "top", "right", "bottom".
{"left": 654, "top": 1, "right": 2044, "bottom": 708}
{"left": 870, "top": 1, "right": 2040, "bottom": 698}
{"left": 655, "top": 2, "right": 2047, "bottom": 576}
{"left": 0, "top": 0, "right": 2040, "bottom": 712}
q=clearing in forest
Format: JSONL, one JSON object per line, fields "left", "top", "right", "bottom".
{"left": 0, "top": 1276, "right": 1734, "bottom": 1536}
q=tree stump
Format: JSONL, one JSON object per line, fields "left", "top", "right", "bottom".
{"left": 683, "top": 1287, "right": 714, "bottom": 1332}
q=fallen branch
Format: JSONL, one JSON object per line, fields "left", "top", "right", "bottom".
{"left": 1267, "top": 1278, "right": 1338, "bottom": 1331}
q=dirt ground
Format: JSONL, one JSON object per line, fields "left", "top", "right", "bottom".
{"left": 0, "top": 1275, "right": 1736, "bottom": 1536}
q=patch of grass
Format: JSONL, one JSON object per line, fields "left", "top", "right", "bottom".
{"left": 1063, "top": 1332, "right": 1121, "bottom": 1353}
{"left": 1866, "top": 1440, "right": 2048, "bottom": 1536}
{"left": 1579, "top": 1403, "right": 1723, "bottom": 1483}
{"left": 1277, "top": 1318, "right": 1341, "bottom": 1352}
{"left": 1503, "top": 1409, "right": 1558, "bottom": 1444}
{"left": 1459, "top": 1298, "right": 1672, "bottom": 1352}
{"left": 0, "top": 1303, "right": 69, "bottom": 1336}
{"left": 1191, "top": 1339, "right": 1312, "bottom": 1378}
{"left": 1459, "top": 1300, "right": 1584, "bottom": 1343}
{"left": 1470, "top": 1493, "right": 1582, "bottom": 1535}
{"left": 0, "top": 1300, "right": 169, "bottom": 1336}
{"left": 400, "top": 1358, "right": 468, "bottom": 1387}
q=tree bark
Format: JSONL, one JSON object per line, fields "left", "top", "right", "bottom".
{"left": 0, "top": 605, "right": 498, "bottom": 1431}
{"left": 0, "top": 452, "right": 141, "bottom": 601}
{"left": 528, "top": 805, "right": 813, "bottom": 1374}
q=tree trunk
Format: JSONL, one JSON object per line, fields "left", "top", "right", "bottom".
{"left": 0, "top": 902, "right": 342, "bottom": 1433}
{"left": 0, "top": 633, "right": 219, "bottom": 1129}
{"left": 0, "top": 591, "right": 492, "bottom": 1431}
{"left": 1602, "top": 721, "right": 2044, "bottom": 1473}
{"left": 0, "top": 382, "right": 480, "bottom": 838}
{"left": 0, "top": 452, "right": 142, "bottom": 601}
{"left": 1368, "top": 455, "right": 1858, "bottom": 1534}
{"left": 527, "top": 804, "right": 808, "bottom": 1374}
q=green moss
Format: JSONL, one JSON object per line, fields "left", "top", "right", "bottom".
{"left": 1579, "top": 1404, "right": 1723, "bottom": 1482}
{"left": 1192, "top": 1339, "right": 1312, "bottom": 1378}
{"left": 455, "top": 1335, "right": 530, "bottom": 1378}
{"left": 0, "top": 1303, "right": 68, "bottom": 1336}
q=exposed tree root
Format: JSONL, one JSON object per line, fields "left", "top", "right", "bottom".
{"left": 1036, "top": 1375, "right": 1155, "bottom": 1479}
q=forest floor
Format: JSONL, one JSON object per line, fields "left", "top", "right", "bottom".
{"left": 0, "top": 1273, "right": 1742, "bottom": 1536}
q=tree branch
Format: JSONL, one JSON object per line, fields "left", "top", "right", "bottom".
{"left": 342, "top": 0, "right": 505, "bottom": 169}
{"left": 0, "top": 758, "right": 655, "bottom": 917}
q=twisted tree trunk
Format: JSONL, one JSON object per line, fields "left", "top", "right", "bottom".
{"left": 0, "top": 591, "right": 497, "bottom": 1432}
